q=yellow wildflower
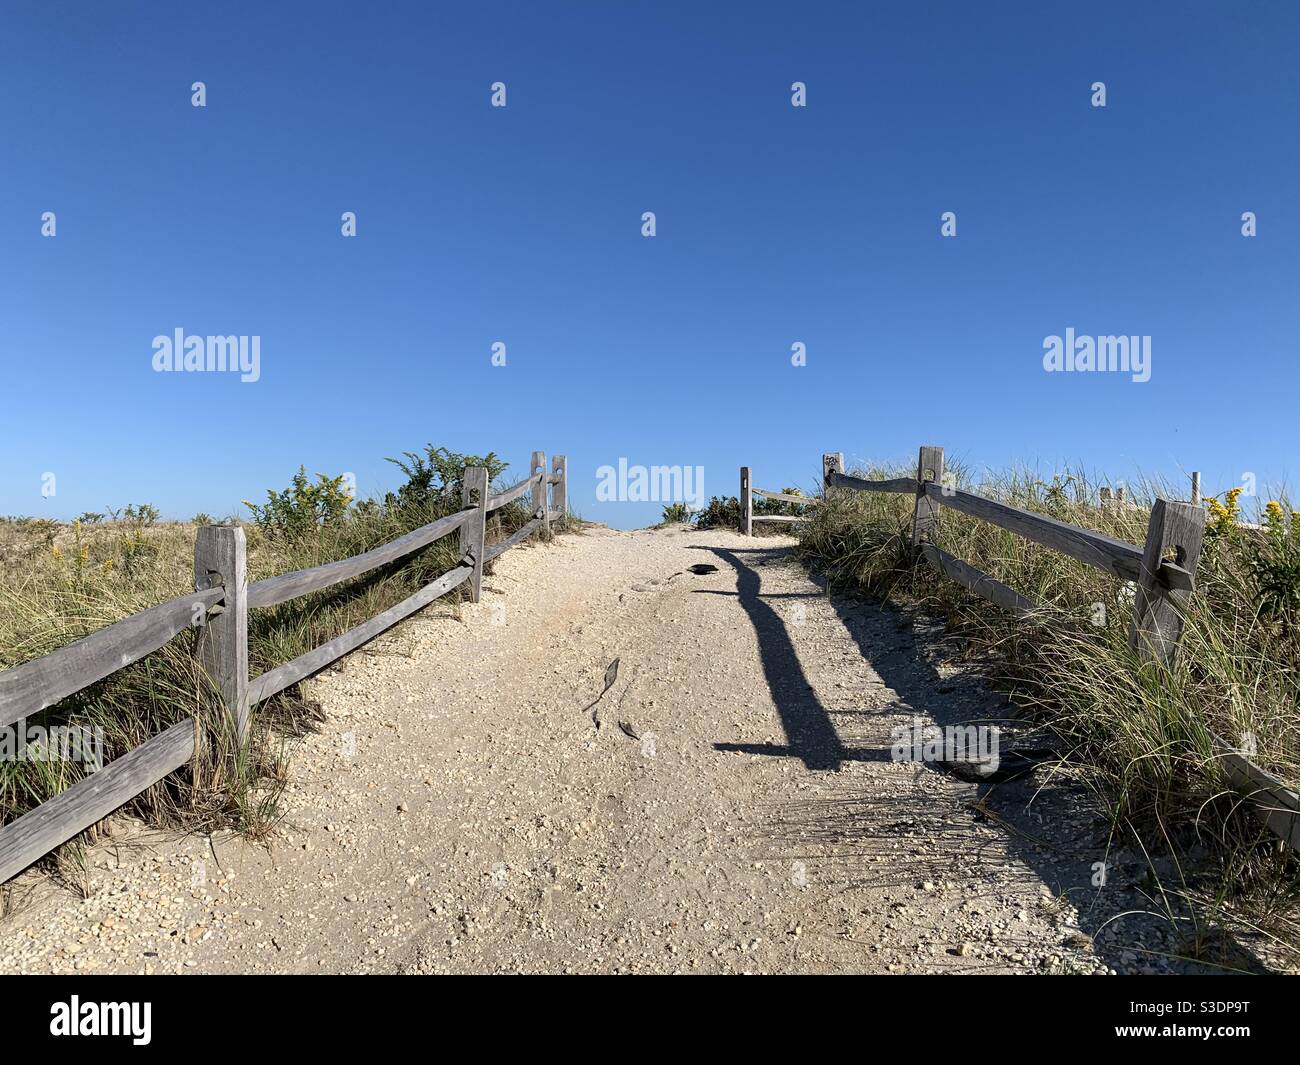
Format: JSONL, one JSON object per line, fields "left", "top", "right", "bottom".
{"left": 1265, "top": 500, "right": 1285, "bottom": 527}
{"left": 1207, "top": 487, "right": 1244, "bottom": 537}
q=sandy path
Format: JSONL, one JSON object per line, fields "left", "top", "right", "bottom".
{"left": 0, "top": 525, "right": 1197, "bottom": 974}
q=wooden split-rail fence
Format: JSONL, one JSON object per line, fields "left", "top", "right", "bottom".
{"left": 743, "top": 447, "right": 1299, "bottom": 851}
{"left": 0, "top": 452, "right": 568, "bottom": 884}
{"left": 738, "top": 467, "right": 819, "bottom": 536}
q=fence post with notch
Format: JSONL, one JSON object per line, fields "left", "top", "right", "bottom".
{"left": 532, "top": 450, "right": 550, "bottom": 539}
{"left": 823, "top": 452, "right": 843, "bottom": 498}
{"left": 552, "top": 454, "right": 567, "bottom": 528}
{"left": 461, "top": 466, "right": 488, "bottom": 603}
{"left": 911, "top": 445, "right": 944, "bottom": 548}
{"left": 1128, "top": 499, "right": 1205, "bottom": 665}
{"left": 194, "top": 525, "right": 250, "bottom": 745}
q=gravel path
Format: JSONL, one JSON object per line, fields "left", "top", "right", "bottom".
{"left": 0, "top": 525, "right": 1217, "bottom": 974}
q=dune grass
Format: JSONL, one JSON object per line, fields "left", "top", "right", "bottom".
{"left": 0, "top": 448, "right": 542, "bottom": 888}
{"left": 797, "top": 459, "right": 1300, "bottom": 963}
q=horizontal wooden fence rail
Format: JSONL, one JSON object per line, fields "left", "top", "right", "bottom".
{"left": 752, "top": 488, "right": 820, "bottom": 507}
{"left": 918, "top": 543, "right": 1037, "bottom": 617}
{"left": 0, "top": 451, "right": 567, "bottom": 885}
{"left": 818, "top": 444, "right": 1298, "bottom": 853}
{"left": 246, "top": 508, "right": 476, "bottom": 610}
{"left": 484, "top": 519, "right": 543, "bottom": 563}
{"left": 920, "top": 482, "right": 1193, "bottom": 594}
{"left": 827, "top": 471, "right": 919, "bottom": 495}
{"left": 247, "top": 563, "right": 475, "bottom": 705}
{"left": 819, "top": 445, "right": 1205, "bottom": 663}
{"left": 0, "top": 721, "right": 196, "bottom": 884}
{"left": 486, "top": 472, "right": 541, "bottom": 512}
{"left": 0, "top": 588, "right": 224, "bottom": 727}
{"left": 1212, "top": 734, "right": 1300, "bottom": 851}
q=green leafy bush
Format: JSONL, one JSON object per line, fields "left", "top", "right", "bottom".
{"left": 385, "top": 446, "right": 509, "bottom": 513}
{"left": 695, "top": 496, "right": 741, "bottom": 530}
{"left": 109, "top": 503, "right": 159, "bottom": 526}
{"left": 1245, "top": 502, "right": 1300, "bottom": 631}
{"left": 243, "top": 468, "right": 353, "bottom": 543}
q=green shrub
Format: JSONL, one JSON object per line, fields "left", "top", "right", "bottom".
{"left": 243, "top": 468, "right": 353, "bottom": 543}
{"left": 384, "top": 446, "right": 509, "bottom": 514}
{"left": 1245, "top": 502, "right": 1300, "bottom": 631}
{"left": 108, "top": 503, "right": 159, "bottom": 526}
{"left": 695, "top": 496, "right": 741, "bottom": 530}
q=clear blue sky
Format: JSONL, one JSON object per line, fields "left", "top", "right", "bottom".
{"left": 2, "top": 0, "right": 1296, "bottom": 528}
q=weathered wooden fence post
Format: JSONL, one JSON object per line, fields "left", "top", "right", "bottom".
{"left": 552, "top": 454, "right": 568, "bottom": 528}
{"left": 911, "top": 445, "right": 944, "bottom": 547}
{"left": 823, "top": 452, "right": 843, "bottom": 496}
{"left": 1191, "top": 471, "right": 1201, "bottom": 506}
{"left": 194, "top": 526, "right": 249, "bottom": 744}
{"left": 532, "top": 450, "right": 550, "bottom": 539}
{"left": 740, "top": 466, "right": 752, "bottom": 536}
{"left": 460, "top": 467, "right": 488, "bottom": 603}
{"left": 1128, "top": 499, "right": 1206, "bottom": 665}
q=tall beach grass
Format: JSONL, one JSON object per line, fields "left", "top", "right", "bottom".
{"left": 797, "top": 459, "right": 1300, "bottom": 962}
{"left": 0, "top": 447, "right": 542, "bottom": 887}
